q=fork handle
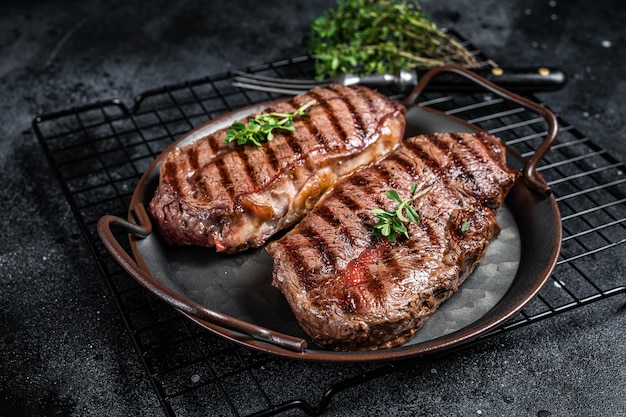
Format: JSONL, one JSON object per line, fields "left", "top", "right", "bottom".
{"left": 418, "top": 66, "right": 567, "bottom": 92}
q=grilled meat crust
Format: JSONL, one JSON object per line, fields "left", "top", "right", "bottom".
{"left": 266, "top": 132, "right": 519, "bottom": 351}
{"left": 148, "top": 85, "right": 406, "bottom": 253}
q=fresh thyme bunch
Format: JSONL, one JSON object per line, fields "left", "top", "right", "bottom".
{"left": 308, "top": 0, "right": 479, "bottom": 79}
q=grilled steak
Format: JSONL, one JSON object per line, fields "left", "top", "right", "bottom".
{"left": 266, "top": 132, "right": 519, "bottom": 351}
{"left": 149, "top": 85, "right": 405, "bottom": 253}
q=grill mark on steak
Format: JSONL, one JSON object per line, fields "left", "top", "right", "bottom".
{"left": 251, "top": 143, "right": 278, "bottom": 189}
{"left": 419, "top": 206, "right": 441, "bottom": 248}
{"left": 304, "top": 117, "right": 327, "bottom": 152}
{"left": 315, "top": 204, "right": 360, "bottom": 249}
{"left": 318, "top": 86, "right": 370, "bottom": 152}
{"left": 303, "top": 90, "right": 331, "bottom": 149}
{"left": 283, "top": 130, "right": 304, "bottom": 161}
{"left": 300, "top": 223, "right": 338, "bottom": 279}
{"left": 334, "top": 85, "right": 367, "bottom": 145}
{"left": 235, "top": 146, "right": 262, "bottom": 192}
{"left": 262, "top": 139, "right": 281, "bottom": 175}
{"left": 335, "top": 192, "right": 374, "bottom": 244}
{"left": 427, "top": 134, "right": 482, "bottom": 199}
{"left": 452, "top": 132, "right": 510, "bottom": 209}
{"left": 451, "top": 133, "right": 489, "bottom": 167}
{"left": 316, "top": 204, "right": 342, "bottom": 228}
{"left": 464, "top": 132, "right": 502, "bottom": 163}
{"left": 218, "top": 139, "right": 284, "bottom": 199}
{"left": 386, "top": 149, "right": 420, "bottom": 181}
{"left": 278, "top": 240, "right": 309, "bottom": 288}
{"left": 346, "top": 173, "right": 391, "bottom": 217}
{"left": 187, "top": 146, "right": 200, "bottom": 171}
{"left": 402, "top": 138, "right": 442, "bottom": 172}
{"left": 208, "top": 134, "right": 221, "bottom": 155}
{"left": 213, "top": 155, "right": 235, "bottom": 201}
{"left": 336, "top": 188, "right": 366, "bottom": 215}
{"left": 162, "top": 161, "right": 181, "bottom": 196}
{"left": 351, "top": 86, "right": 381, "bottom": 137}
{"left": 401, "top": 139, "right": 462, "bottom": 201}
{"left": 307, "top": 92, "right": 338, "bottom": 151}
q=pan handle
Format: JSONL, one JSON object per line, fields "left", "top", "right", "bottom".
{"left": 403, "top": 65, "right": 559, "bottom": 196}
{"left": 96, "top": 203, "right": 308, "bottom": 353}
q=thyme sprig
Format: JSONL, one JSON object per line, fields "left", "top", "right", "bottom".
{"left": 372, "top": 182, "right": 432, "bottom": 242}
{"left": 225, "top": 100, "right": 317, "bottom": 146}
{"left": 308, "top": 0, "right": 479, "bottom": 79}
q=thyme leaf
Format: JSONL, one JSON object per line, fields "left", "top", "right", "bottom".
{"left": 225, "top": 100, "right": 317, "bottom": 146}
{"left": 372, "top": 182, "right": 432, "bottom": 242}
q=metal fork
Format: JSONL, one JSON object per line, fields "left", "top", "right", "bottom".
{"left": 231, "top": 69, "right": 417, "bottom": 96}
{"left": 231, "top": 66, "right": 568, "bottom": 95}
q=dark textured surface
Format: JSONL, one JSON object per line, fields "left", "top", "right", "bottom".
{"left": 0, "top": 1, "right": 624, "bottom": 416}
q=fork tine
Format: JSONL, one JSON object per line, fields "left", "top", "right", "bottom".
{"left": 231, "top": 70, "right": 330, "bottom": 88}
{"left": 231, "top": 81, "right": 309, "bottom": 96}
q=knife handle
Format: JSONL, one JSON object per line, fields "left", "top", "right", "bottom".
{"left": 418, "top": 66, "right": 568, "bottom": 92}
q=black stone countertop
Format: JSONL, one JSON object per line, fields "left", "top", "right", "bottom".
{"left": 1, "top": 1, "right": 624, "bottom": 416}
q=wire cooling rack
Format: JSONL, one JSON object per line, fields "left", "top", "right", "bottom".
{"left": 33, "top": 40, "right": 625, "bottom": 416}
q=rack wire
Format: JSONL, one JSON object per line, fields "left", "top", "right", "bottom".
{"left": 33, "top": 39, "right": 625, "bottom": 416}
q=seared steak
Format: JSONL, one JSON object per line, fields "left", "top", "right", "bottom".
{"left": 266, "top": 132, "right": 518, "bottom": 351}
{"left": 149, "top": 85, "right": 405, "bottom": 253}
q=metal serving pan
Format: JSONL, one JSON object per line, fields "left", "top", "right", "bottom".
{"left": 98, "top": 66, "right": 561, "bottom": 362}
